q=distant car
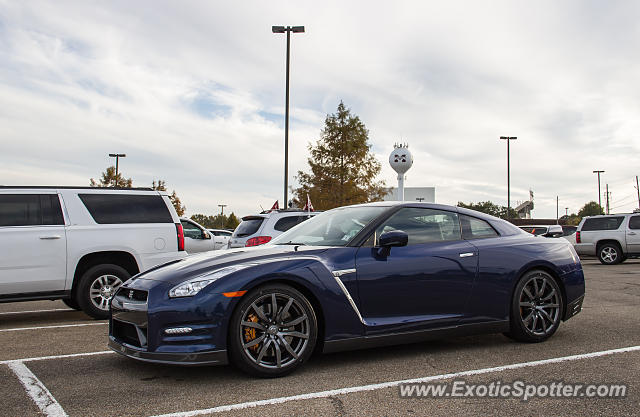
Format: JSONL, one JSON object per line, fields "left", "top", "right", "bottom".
{"left": 208, "top": 229, "right": 233, "bottom": 250}
{"left": 575, "top": 213, "right": 640, "bottom": 264}
{"left": 109, "top": 202, "right": 585, "bottom": 377}
{"left": 519, "top": 225, "right": 564, "bottom": 238}
{"left": 228, "top": 209, "right": 319, "bottom": 248}
{"left": 180, "top": 218, "right": 216, "bottom": 254}
{"left": 561, "top": 225, "right": 578, "bottom": 245}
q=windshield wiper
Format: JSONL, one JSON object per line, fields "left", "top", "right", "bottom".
{"left": 276, "top": 241, "right": 307, "bottom": 246}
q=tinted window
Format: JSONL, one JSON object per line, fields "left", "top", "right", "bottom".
{"left": 0, "top": 194, "right": 64, "bottom": 226}
{"left": 181, "top": 220, "right": 202, "bottom": 239}
{"left": 629, "top": 216, "right": 640, "bottom": 230}
{"left": 562, "top": 226, "right": 577, "bottom": 236}
{"left": 461, "top": 215, "right": 499, "bottom": 239}
{"left": 79, "top": 194, "right": 172, "bottom": 224}
{"left": 581, "top": 217, "right": 624, "bottom": 231}
{"left": 274, "top": 215, "right": 311, "bottom": 232}
{"left": 234, "top": 218, "right": 264, "bottom": 237}
{"left": 376, "top": 208, "right": 461, "bottom": 245}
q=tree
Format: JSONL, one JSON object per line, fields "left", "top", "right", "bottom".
{"left": 225, "top": 213, "right": 240, "bottom": 229}
{"left": 292, "top": 101, "right": 387, "bottom": 210}
{"left": 457, "top": 201, "right": 518, "bottom": 219}
{"left": 578, "top": 201, "right": 604, "bottom": 218}
{"left": 90, "top": 166, "right": 132, "bottom": 188}
{"left": 152, "top": 180, "right": 186, "bottom": 216}
{"left": 189, "top": 212, "right": 239, "bottom": 230}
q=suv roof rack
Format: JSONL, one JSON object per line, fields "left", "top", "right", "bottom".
{"left": 0, "top": 186, "right": 154, "bottom": 191}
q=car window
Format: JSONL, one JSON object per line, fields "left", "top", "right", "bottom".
{"left": 581, "top": 217, "right": 624, "bottom": 231}
{"left": 181, "top": 220, "right": 202, "bottom": 239}
{"left": 273, "top": 215, "right": 312, "bottom": 232}
{"left": 221, "top": 230, "right": 232, "bottom": 236}
{"left": 562, "top": 226, "right": 577, "bottom": 236}
{"left": 0, "top": 194, "right": 64, "bottom": 227}
{"left": 374, "top": 208, "right": 461, "bottom": 245}
{"left": 234, "top": 218, "right": 264, "bottom": 237}
{"left": 629, "top": 216, "right": 640, "bottom": 230}
{"left": 79, "top": 194, "right": 173, "bottom": 224}
{"left": 461, "top": 215, "right": 498, "bottom": 239}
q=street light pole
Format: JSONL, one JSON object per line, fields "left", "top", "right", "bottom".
{"left": 272, "top": 25, "right": 305, "bottom": 208}
{"left": 218, "top": 204, "right": 228, "bottom": 228}
{"left": 499, "top": 136, "right": 517, "bottom": 216}
{"left": 593, "top": 170, "right": 605, "bottom": 211}
{"left": 108, "top": 153, "right": 126, "bottom": 188}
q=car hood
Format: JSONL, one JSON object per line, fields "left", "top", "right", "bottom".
{"left": 131, "top": 245, "right": 329, "bottom": 285}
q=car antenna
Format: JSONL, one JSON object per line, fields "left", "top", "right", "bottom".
{"left": 259, "top": 205, "right": 265, "bottom": 211}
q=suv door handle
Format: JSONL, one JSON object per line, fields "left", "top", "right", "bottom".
{"left": 39, "top": 235, "right": 62, "bottom": 240}
{"left": 459, "top": 252, "right": 476, "bottom": 258}
{"left": 629, "top": 232, "right": 637, "bottom": 235}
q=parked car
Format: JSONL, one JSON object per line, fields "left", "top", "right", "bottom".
{"left": 208, "top": 229, "right": 233, "bottom": 250}
{"left": 228, "top": 209, "right": 319, "bottom": 248}
{"left": 561, "top": 225, "right": 578, "bottom": 245}
{"left": 109, "top": 202, "right": 584, "bottom": 377}
{"left": 180, "top": 218, "right": 217, "bottom": 254}
{"left": 575, "top": 213, "right": 640, "bottom": 264}
{"left": 519, "top": 224, "right": 564, "bottom": 237}
{"left": 0, "top": 186, "right": 186, "bottom": 319}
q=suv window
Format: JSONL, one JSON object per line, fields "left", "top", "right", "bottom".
{"left": 273, "top": 215, "right": 311, "bottom": 232}
{"left": 461, "top": 215, "right": 498, "bottom": 239}
{"left": 375, "top": 208, "right": 461, "bottom": 245}
{"left": 0, "top": 194, "right": 64, "bottom": 227}
{"left": 181, "top": 220, "right": 203, "bottom": 239}
{"left": 629, "top": 216, "right": 640, "bottom": 230}
{"left": 581, "top": 217, "right": 624, "bottom": 231}
{"left": 79, "top": 194, "right": 172, "bottom": 224}
{"left": 234, "top": 217, "right": 264, "bottom": 237}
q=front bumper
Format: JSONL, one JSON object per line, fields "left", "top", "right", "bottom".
{"left": 108, "top": 337, "right": 227, "bottom": 366}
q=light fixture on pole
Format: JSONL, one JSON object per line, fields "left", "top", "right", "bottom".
{"left": 499, "top": 136, "right": 517, "bottom": 215}
{"left": 272, "top": 25, "right": 305, "bottom": 208}
{"left": 218, "top": 204, "right": 228, "bottom": 228}
{"left": 108, "top": 153, "right": 126, "bottom": 188}
{"left": 593, "top": 170, "right": 605, "bottom": 211}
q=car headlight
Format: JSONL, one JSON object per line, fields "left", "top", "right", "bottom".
{"left": 168, "top": 264, "right": 251, "bottom": 298}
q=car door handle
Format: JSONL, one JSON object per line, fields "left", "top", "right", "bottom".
{"left": 39, "top": 235, "right": 62, "bottom": 240}
{"left": 629, "top": 232, "right": 637, "bottom": 235}
{"left": 459, "top": 252, "right": 475, "bottom": 258}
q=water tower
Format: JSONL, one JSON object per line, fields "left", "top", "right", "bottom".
{"left": 389, "top": 143, "right": 413, "bottom": 201}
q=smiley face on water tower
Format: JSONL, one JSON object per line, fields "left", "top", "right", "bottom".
{"left": 389, "top": 145, "right": 413, "bottom": 174}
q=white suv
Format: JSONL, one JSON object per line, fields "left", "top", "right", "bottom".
{"left": 0, "top": 187, "right": 187, "bottom": 318}
{"left": 575, "top": 213, "right": 640, "bottom": 264}
{"left": 228, "top": 209, "right": 318, "bottom": 248}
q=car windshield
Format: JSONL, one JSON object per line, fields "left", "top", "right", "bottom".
{"left": 270, "top": 206, "right": 387, "bottom": 247}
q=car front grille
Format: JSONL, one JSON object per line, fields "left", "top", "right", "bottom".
{"left": 115, "top": 287, "right": 148, "bottom": 302}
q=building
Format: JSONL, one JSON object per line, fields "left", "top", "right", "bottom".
{"left": 383, "top": 187, "right": 436, "bottom": 203}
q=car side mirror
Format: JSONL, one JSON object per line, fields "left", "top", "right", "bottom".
{"left": 544, "top": 231, "right": 563, "bottom": 238}
{"left": 379, "top": 230, "right": 408, "bottom": 248}
{"left": 203, "top": 231, "right": 211, "bottom": 240}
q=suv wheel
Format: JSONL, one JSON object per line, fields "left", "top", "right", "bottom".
{"left": 597, "top": 243, "right": 622, "bottom": 265}
{"left": 62, "top": 298, "right": 81, "bottom": 311}
{"left": 77, "top": 264, "right": 130, "bottom": 319}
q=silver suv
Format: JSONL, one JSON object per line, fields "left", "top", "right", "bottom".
{"left": 575, "top": 213, "right": 640, "bottom": 264}
{"left": 228, "top": 209, "right": 318, "bottom": 248}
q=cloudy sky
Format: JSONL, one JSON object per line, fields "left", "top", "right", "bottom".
{"left": 1, "top": 1, "right": 639, "bottom": 218}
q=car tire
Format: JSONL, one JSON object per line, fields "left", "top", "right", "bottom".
{"left": 228, "top": 283, "right": 317, "bottom": 378}
{"left": 597, "top": 243, "right": 623, "bottom": 265}
{"left": 77, "top": 264, "right": 130, "bottom": 320}
{"left": 62, "top": 298, "right": 81, "bottom": 311}
{"left": 505, "top": 270, "right": 563, "bottom": 343}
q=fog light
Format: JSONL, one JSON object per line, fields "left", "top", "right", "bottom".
{"left": 164, "top": 327, "right": 193, "bottom": 335}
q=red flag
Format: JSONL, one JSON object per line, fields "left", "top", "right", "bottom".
{"left": 270, "top": 200, "right": 279, "bottom": 211}
{"left": 303, "top": 194, "right": 314, "bottom": 212}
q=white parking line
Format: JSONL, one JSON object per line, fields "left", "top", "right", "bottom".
{"left": 1, "top": 350, "right": 114, "bottom": 365}
{"left": 7, "top": 361, "right": 68, "bottom": 417}
{"left": 149, "top": 345, "right": 640, "bottom": 417}
{"left": 0, "top": 323, "right": 107, "bottom": 333}
{"left": 0, "top": 308, "right": 73, "bottom": 315}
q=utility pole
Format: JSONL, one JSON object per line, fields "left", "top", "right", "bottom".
{"left": 605, "top": 184, "right": 610, "bottom": 214}
{"left": 108, "top": 153, "right": 126, "bottom": 188}
{"left": 218, "top": 204, "right": 228, "bottom": 228}
{"left": 500, "top": 136, "right": 517, "bottom": 216}
{"left": 593, "top": 170, "right": 605, "bottom": 211}
{"left": 565, "top": 207, "right": 569, "bottom": 217}
{"left": 636, "top": 176, "right": 640, "bottom": 210}
{"left": 556, "top": 196, "right": 559, "bottom": 224}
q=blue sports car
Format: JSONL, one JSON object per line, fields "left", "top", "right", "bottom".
{"left": 109, "top": 202, "right": 585, "bottom": 377}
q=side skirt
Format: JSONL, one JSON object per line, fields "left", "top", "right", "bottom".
{"left": 322, "top": 320, "right": 509, "bottom": 354}
{"left": 0, "top": 290, "right": 71, "bottom": 303}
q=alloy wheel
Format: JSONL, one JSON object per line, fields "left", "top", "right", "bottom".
{"left": 518, "top": 274, "right": 560, "bottom": 336}
{"left": 89, "top": 274, "right": 123, "bottom": 311}
{"left": 240, "top": 292, "right": 310, "bottom": 369}
{"left": 600, "top": 246, "right": 618, "bottom": 264}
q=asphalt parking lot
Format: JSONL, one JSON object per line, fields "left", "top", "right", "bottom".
{"left": 1, "top": 259, "right": 638, "bottom": 416}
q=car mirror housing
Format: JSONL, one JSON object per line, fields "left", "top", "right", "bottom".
{"left": 203, "top": 232, "right": 211, "bottom": 240}
{"left": 379, "top": 230, "right": 408, "bottom": 248}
